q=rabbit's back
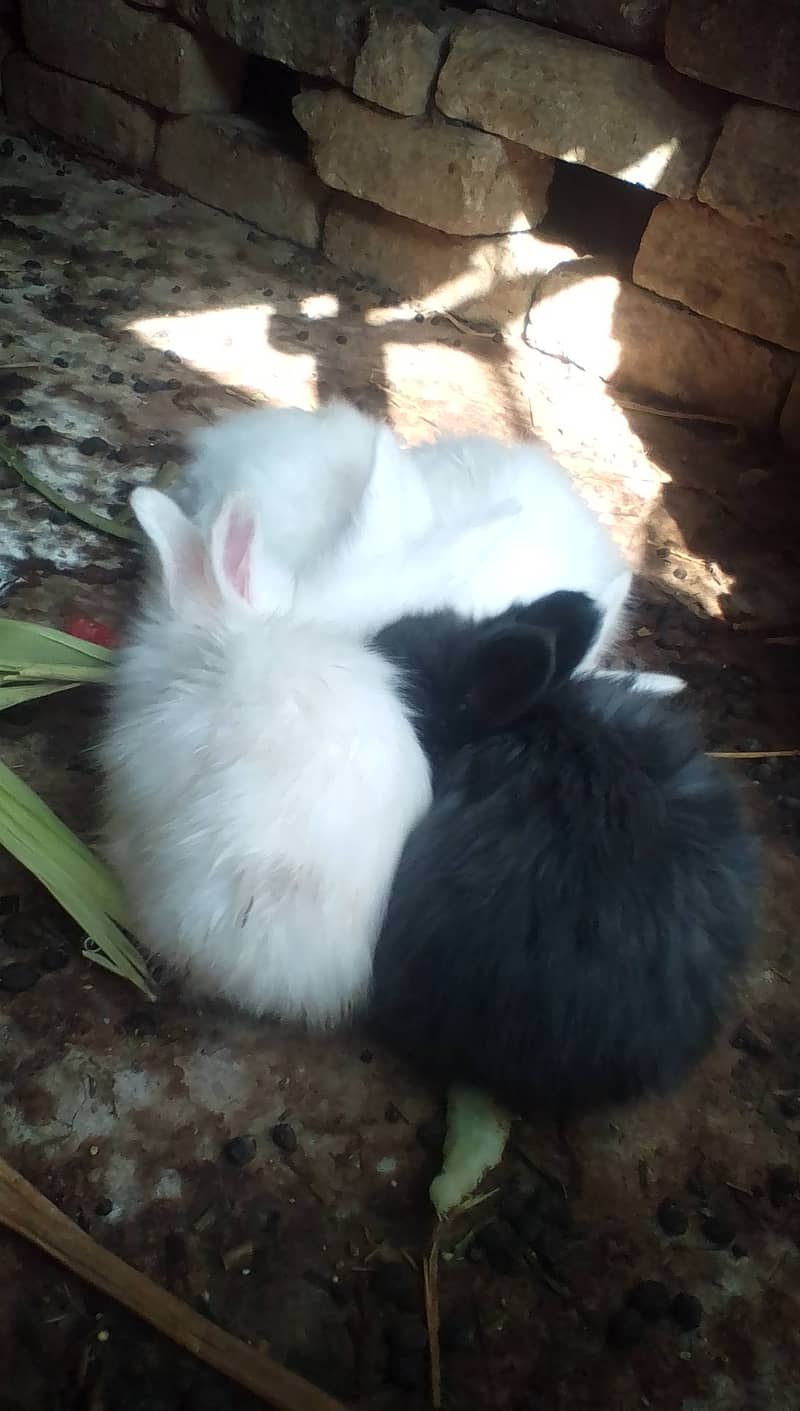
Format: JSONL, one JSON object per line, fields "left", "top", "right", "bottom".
{"left": 102, "top": 616, "right": 432, "bottom": 1025}
{"left": 409, "top": 437, "right": 630, "bottom": 646}
{"left": 371, "top": 679, "right": 758, "bottom": 1115}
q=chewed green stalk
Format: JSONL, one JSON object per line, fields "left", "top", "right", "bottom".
{"left": 430, "top": 1084, "right": 513, "bottom": 1220}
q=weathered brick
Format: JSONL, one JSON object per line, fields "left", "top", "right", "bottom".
{"left": 436, "top": 11, "right": 723, "bottom": 198}
{"left": 525, "top": 258, "right": 796, "bottom": 429}
{"left": 353, "top": 3, "right": 452, "bottom": 117}
{"left": 324, "top": 194, "right": 576, "bottom": 329}
{"left": 156, "top": 115, "right": 326, "bottom": 249}
{"left": 486, "top": 0, "right": 666, "bottom": 55}
{"left": 779, "top": 372, "right": 800, "bottom": 453}
{"left": 294, "top": 88, "right": 552, "bottom": 237}
{"left": 3, "top": 53, "right": 157, "bottom": 167}
{"left": 175, "top": 0, "right": 369, "bottom": 86}
{"left": 666, "top": 0, "right": 800, "bottom": 113}
{"left": 21, "top": 0, "right": 242, "bottom": 115}
{"left": 634, "top": 201, "right": 800, "bottom": 354}
{"left": 698, "top": 103, "right": 800, "bottom": 243}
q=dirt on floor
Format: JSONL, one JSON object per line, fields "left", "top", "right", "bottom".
{"left": 1, "top": 119, "right": 800, "bottom": 1411}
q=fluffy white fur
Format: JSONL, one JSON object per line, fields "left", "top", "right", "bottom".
{"left": 103, "top": 408, "right": 681, "bottom": 1029}
{"left": 299, "top": 433, "right": 633, "bottom": 674}
{"left": 100, "top": 488, "right": 432, "bottom": 1026}
{"left": 175, "top": 401, "right": 383, "bottom": 574}
{"left": 179, "top": 406, "right": 634, "bottom": 668}
{"left": 404, "top": 436, "right": 632, "bottom": 669}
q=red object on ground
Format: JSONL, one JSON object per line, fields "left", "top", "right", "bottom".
{"left": 63, "top": 616, "right": 119, "bottom": 649}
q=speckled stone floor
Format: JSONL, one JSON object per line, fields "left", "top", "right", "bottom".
{"left": 2, "top": 117, "right": 800, "bottom": 1411}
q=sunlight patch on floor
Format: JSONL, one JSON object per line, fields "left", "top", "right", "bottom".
{"left": 129, "top": 304, "right": 319, "bottom": 408}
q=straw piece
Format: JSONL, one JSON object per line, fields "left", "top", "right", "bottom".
{"left": 423, "top": 1228, "right": 442, "bottom": 1410}
{"left": 709, "top": 750, "right": 800, "bottom": 760}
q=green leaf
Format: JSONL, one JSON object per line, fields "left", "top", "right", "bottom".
{"left": 0, "top": 683, "right": 82, "bottom": 712}
{"left": 0, "top": 618, "right": 116, "bottom": 666}
{"left": 0, "top": 762, "right": 128, "bottom": 920}
{"left": 0, "top": 620, "right": 115, "bottom": 710}
{"left": 0, "top": 757, "right": 154, "bottom": 996}
{"left": 1, "top": 442, "right": 144, "bottom": 544}
{"left": 2, "top": 663, "right": 111, "bottom": 683}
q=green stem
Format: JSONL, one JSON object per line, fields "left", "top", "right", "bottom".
{"left": 1, "top": 444, "right": 144, "bottom": 544}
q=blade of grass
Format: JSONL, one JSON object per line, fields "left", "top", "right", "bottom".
{"left": 80, "top": 940, "right": 152, "bottom": 993}
{"left": 0, "top": 790, "right": 155, "bottom": 998}
{"left": 0, "top": 760, "right": 130, "bottom": 924}
{"left": 0, "top": 622, "right": 151, "bottom": 995}
{"left": 3, "top": 664, "right": 111, "bottom": 684}
{"left": 2, "top": 443, "right": 144, "bottom": 544}
{"left": 0, "top": 785, "right": 129, "bottom": 930}
{"left": 0, "top": 621, "right": 114, "bottom": 710}
{"left": 0, "top": 619, "right": 116, "bottom": 666}
{"left": 0, "top": 822, "right": 142, "bottom": 975}
{"left": 1, "top": 822, "right": 147, "bottom": 985}
{"left": 0, "top": 683, "right": 82, "bottom": 711}
{"left": 0, "top": 793, "right": 125, "bottom": 938}
{"left": 0, "top": 818, "right": 154, "bottom": 996}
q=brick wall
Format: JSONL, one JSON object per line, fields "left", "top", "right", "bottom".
{"left": 1, "top": 0, "right": 799, "bottom": 449}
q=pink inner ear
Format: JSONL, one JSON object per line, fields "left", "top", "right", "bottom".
{"left": 223, "top": 508, "right": 255, "bottom": 603}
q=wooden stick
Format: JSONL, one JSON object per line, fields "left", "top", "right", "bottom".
{"left": 0, "top": 1156, "right": 346, "bottom": 1411}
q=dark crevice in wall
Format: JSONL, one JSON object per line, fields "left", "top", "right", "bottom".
{"left": 239, "top": 55, "right": 334, "bottom": 161}
{"left": 539, "top": 160, "right": 664, "bottom": 272}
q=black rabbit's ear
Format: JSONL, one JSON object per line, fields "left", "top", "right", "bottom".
{"left": 510, "top": 591, "right": 601, "bottom": 681}
{"left": 463, "top": 625, "right": 555, "bottom": 730}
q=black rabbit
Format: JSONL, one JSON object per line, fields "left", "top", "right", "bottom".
{"left": 369, "top": 592, "right": 760, "bottom": 1119}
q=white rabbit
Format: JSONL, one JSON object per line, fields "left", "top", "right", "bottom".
{"left": 275, "top": 428, "right": 662, "bottom": 697}
{"left": 174, "top": 401, "right": 386, "bottom": 575}
{"left": 177, "top": 406, "right": 635, "bottom": 673}
{"left": 99, "top": 486, "right": 521, "bottom": 1025}
{"left": 402, "top": 435, "right": 632, "bottom": 670}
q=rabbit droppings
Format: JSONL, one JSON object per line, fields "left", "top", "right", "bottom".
{"left": 369, "top": 591, "right": 759, "bottom": 1118}
{"left": 98, "top": 486, "right": 434, "bottom": 1026}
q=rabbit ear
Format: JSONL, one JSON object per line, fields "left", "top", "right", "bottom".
{"left": 209, "top": 492, "right": 294, "bottom": 616}
{"left": 349, "top": 421, "right": 432, "bottom": 558}
{"left": 508, "top": 591, "right": 602, "bottom": 680}
{"left": 463, "top": 624, "right": 556, "bottom": 730}
{"left": 131, "top": 487, "right": 211, "bottom": 615}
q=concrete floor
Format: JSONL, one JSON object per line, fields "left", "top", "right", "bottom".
{"left": 1, "top": 118, "right": 800, "bottom": 1411}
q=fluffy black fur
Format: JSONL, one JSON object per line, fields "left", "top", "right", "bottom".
{"left": 370, "top": 592, "right": 760, "bottom": 1119}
